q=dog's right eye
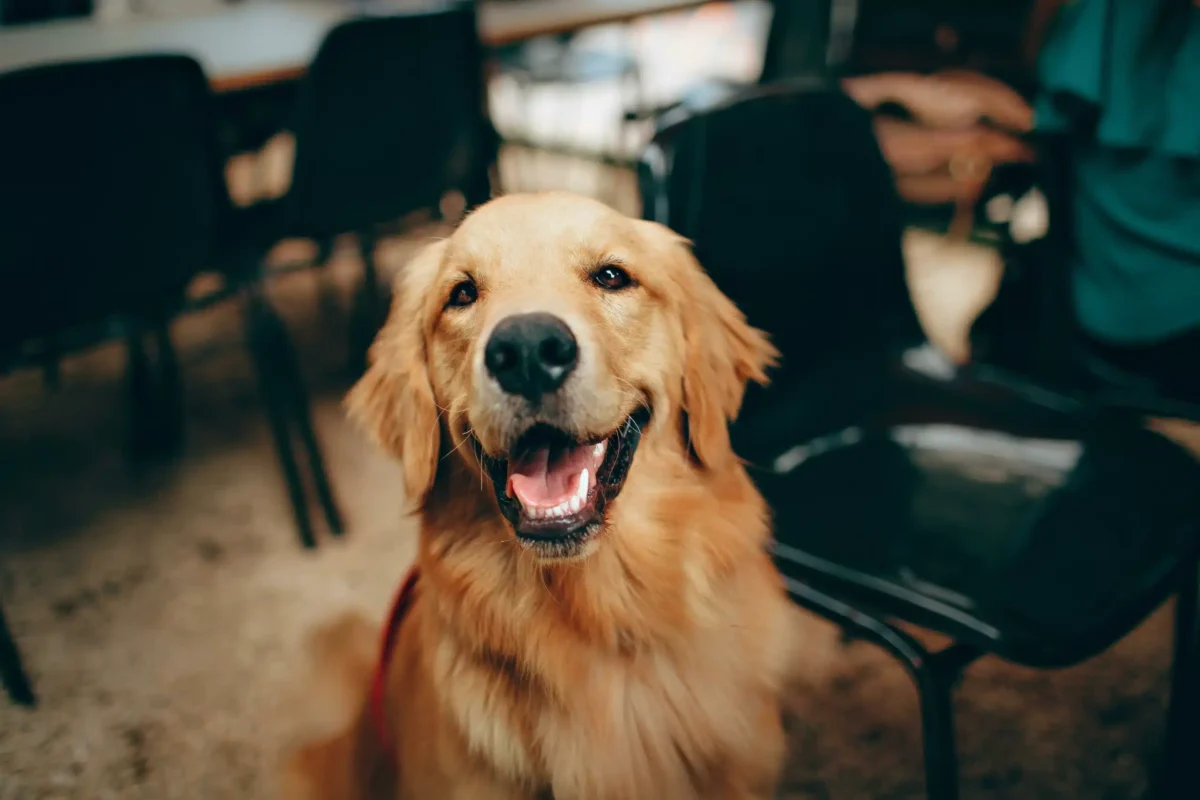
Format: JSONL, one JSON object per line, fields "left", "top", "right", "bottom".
{"left": 446, "top": 281, "right": 478, "bottom": 308}
{"left": 592, "top": 265, "right": 633, "bottom": 291}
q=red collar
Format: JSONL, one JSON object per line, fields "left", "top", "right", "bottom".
{"left": 369, "top": 567, "right": 421, "bottom": 758}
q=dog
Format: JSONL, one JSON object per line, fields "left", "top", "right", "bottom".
{"left": 283, "top": 192, "right": 803, "bottom": 799}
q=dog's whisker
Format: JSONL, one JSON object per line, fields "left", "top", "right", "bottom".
{"left": 629, "top": 416, "right": 644, "bottom": 439}
{"left": 434, "top": 400, "right": 456, "bottom": 424}
{"left": 614, "top": 376, "right": 642, "bottom": 400}
{"left": 442, "top": 433, "right": 474, "bottom": 463}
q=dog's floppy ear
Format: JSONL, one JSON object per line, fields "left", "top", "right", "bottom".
{"left": 346, "top": 240, "right": 447, "bottom": 505}
{"left": 651, "top": 224, "right": 778, "bottom": 468}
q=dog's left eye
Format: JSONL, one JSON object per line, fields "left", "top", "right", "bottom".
{"left": 447, "top": 280, "right": 478, "bottom": 308}
{"left": 592, "top": 265, "right": 632, "bottom": 291}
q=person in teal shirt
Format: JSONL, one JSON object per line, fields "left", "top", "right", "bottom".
{"left": 1033, "top": 0, "right": 1200, "bottom": 402}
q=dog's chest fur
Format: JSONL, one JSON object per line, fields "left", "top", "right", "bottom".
{"left": 431, "top": 589, "right": 778, "bottom": 799}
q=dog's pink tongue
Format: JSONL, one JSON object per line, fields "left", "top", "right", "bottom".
{"left": 507, "top": 444, "right": 590, "bottom": 507}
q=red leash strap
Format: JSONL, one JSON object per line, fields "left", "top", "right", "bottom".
{"left": 369, "top": 567, "right": 420, "bottom": 759}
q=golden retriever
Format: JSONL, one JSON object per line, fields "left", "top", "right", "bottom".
{"left": 284, "top": 192, "right": 801, "bottom": 799}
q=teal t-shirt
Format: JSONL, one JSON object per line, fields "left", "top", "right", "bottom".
{"left": 1036, "top": 0, "right": 1200, "bottom": 344}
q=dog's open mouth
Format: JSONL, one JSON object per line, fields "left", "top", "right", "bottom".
{"left": 476, "top": 408, "right": 651, "bottom": 553}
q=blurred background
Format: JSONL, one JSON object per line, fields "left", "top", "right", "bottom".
{"left": 1, "top": 1, "right": 1198, "bottom": 798}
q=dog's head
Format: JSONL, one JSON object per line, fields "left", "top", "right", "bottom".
{"left": 348, "top": 193, "right": 776, "bottom": 560}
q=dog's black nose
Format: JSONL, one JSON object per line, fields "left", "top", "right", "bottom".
{"left": 485, "top": 312, "right": 578, "bottom": 401}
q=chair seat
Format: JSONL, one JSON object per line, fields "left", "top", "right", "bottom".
{"left": 760, "top": 351, "right": 1200, "bottom": 668}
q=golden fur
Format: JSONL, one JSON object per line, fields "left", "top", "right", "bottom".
{"left": 284, "top": 193, "right": 802, "bottom": 799}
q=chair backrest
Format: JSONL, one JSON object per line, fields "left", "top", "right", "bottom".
{"left": 642, "top": 81, "right": 921, "bottom": 361}
{"left": 284, "top": 2, "right": 497, "bottom": 238}
{"left": 639, "top": 81, "right": 925, "bottom": 461}
{"left": 0, "top": 55, "right": 226, "bottom": 351}
{"left": 1, "top": 0, "right": 92, "bottom": 26}
{"left": 759, "top": 0, "right": 835, "bottom": 84}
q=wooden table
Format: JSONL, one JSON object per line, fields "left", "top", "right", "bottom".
{"left": 0, "top": 0, "right": 714, "bottom": 92}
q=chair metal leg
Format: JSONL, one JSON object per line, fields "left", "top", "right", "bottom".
{"left": 360, "top": 233, "right": 385, "bottom": 325}
{"left": 151, "top": 322, "right": 185, "bottom": 457}
{"left": 350, "top": 232, "right": 385, "bottom": 378}
{"left": 125, "top": 322, "right": 185, "bottom": 461}
{"left": 1162, "top": 565, "right": 1199, "bottom": 799}
{"left": 780, "top": 575, "right": 979, "bottom": 800}
{"left": 125, "top": 328, "right": 156, "bottom": 460}
{"left": 244, "top": 292, "right": 317, "bottom": 549}
{"left": 267, "top": 303, "right": 345, "bottom": 538}
{"left": 0, "top": 601, "right": 35, "bottom": 707}
{"left": 912, "top": 643, "right": 978, "bottom": 800}
{"left": 294, "top": 408, "right": 344, "bottom": 537}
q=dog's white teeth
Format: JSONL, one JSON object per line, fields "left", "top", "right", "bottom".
{"left": 593, "top": 442, "right": 606, "bottom": 459}
{"left": 520, "top": 472, "right": 591, "bottom": 520}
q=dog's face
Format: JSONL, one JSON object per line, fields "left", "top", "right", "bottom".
{"left": 349, "top": 193, "right": 775, "bottom": 560}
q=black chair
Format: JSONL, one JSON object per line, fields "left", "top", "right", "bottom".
{"left": 0, "top": 56, "right": 226, "bottom": 455}
{"left": 228, "top": 2, "right": 498, "bottom": 372}
{"left": 640, "top": 83, "right": 1200, "bottom": 800}
{"left": 0, "top": 55, "right": 343, "bottom": 704}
